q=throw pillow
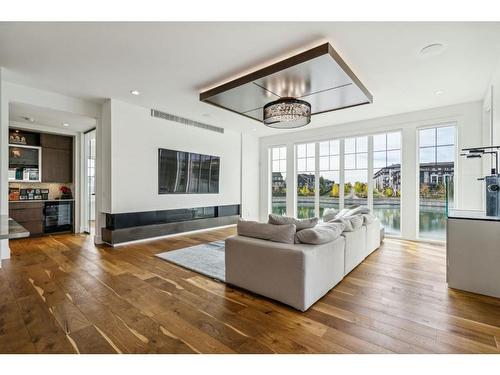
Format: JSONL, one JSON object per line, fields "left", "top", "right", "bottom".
{"left": 295, "top": 223, "right": 344, "bottom": 245}
{"left": 330, "top": 217, "right": 354, "bottom": 231}
{"left": 362, "top": 213, "right": 376, "bottom": 224}
{"left": 237, "top": 219, "right": 296, "bottom": 244}
{"left": 344, "top": 205, "right": 371, "bottom": 217}
{"left": 334, "top": 208, "right": 351, "bottom": 219}
{"left": 322, "top": 208, "right": 338, "bottom": 222}
{"left": 349, "top": 215, "right": 364, "bottom": 230}
{"left": 268, "top": 214, "right": 318, "bottom": 231}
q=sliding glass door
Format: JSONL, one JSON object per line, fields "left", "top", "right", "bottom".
{"left": 372, "top": 132, "right": 401, "bottom": 235}
{"left": 418, "top": 125, "right": 455, "bottom": 240}
{"left": 83, "top": 129, "right": 96, "bottom": 235}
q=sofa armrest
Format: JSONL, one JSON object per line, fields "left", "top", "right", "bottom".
{"left": 225, "top": 235, "right": 345, "bottom": 311}
{"left": 225, "top": 236, "right": 306, "bottom": 308}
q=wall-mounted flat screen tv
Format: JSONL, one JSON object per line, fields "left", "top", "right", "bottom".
{"left": 158, "top": 148, "right": 220, "bottom": 194}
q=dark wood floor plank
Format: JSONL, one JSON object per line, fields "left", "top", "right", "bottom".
{"left": 68, "top": 325, "right": 118, "bottom": 354}
{"left": 17, "top": 295, "right": 76, "bottom": 353}
{"left": 3, "top": 228, "right": 500, "bottom": 353}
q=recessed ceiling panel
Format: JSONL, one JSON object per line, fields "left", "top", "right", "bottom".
{"left": 254, "top": 54, "right": 352, "bottom": 98}
{"left": 243, "top": 107, "right": 264, "bottom": 122}
{"left": 205, "top": 83, "right": 279, "bottom": 114}
{"left": 200, "top": 43, "right": 373, "bottom": 124}
{"left": 305, "top": 84, "right": 371, "bottom": 114}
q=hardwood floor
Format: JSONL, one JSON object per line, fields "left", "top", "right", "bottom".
{"left": 1, "top": 228, "right": 500, "bottom": 354}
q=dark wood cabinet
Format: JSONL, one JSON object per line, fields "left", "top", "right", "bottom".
{"left": 40, "top": 133, "right": 72, "bottom": 150}
{"left": 41, "top": 134, "right": 73, "bottom": 183}
{"left": 9, "top": 202, "right": 44, "bottom": 236}
{"left": 42, "top": 147, "right": 73, "bottom": 183}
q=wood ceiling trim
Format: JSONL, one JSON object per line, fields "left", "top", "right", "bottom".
{"left": 199, "top": 43, "right": 331, "bottom": 101}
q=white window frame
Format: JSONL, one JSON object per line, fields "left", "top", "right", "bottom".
{"left": 269, "top": 145, "right": 287, "bottom": 215}
{"left": 416, "top": 122, "right": 458, "bottom": 241}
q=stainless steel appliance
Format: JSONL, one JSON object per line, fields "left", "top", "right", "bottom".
{"left": 43, "top": 201, "right": 73, "bottom": 233}
{"left": 461, "top": 146, "right": 500, "bottom": 217}
{"left": 485, "top": 175, "right": 500, "bottom": 216}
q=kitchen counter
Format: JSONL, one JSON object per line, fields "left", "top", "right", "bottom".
{"left": 9, "top": 199, "right": 75, "bottom": 203}
{"left": 447, "top": 211, "right": 500, "bottom": 298}
{"left": 0, "top": 215, "right": 30, "bottom": 240}
{"left": 447, "top": 209, "right": 500, "bottom": 221}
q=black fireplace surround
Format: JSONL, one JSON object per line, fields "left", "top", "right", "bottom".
{"left": 102, "top": 204, "right": 240, "bottom": 245}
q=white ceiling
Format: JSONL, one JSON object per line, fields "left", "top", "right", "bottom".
{"left": 9, "top": 102, "right": 97, "bottom": 132}
{"left": 1, "top": 22, "right": 500, "bottom": 136}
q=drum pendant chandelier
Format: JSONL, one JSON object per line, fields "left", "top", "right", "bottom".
{"left": 263, "top": 97, "right": 311, "bottom": 129}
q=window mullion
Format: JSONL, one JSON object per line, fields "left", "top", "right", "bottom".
{"left": 368, "top": 135, "right": 374, "bottom": 212}
{"left": 340, "top": 139, "right": 345, "bottom": 210}
{"left": 315, "top": 142, "right": 320, "bottom": 218}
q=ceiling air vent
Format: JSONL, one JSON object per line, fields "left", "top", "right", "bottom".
{"left": 150, "top": 109, "right": 224, "bottom": 134}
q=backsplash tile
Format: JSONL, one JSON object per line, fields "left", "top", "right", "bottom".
{"left": 9, "top": 182, "right": 74, "bottom": 200}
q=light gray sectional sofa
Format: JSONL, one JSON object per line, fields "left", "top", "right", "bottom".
{"left": 225, "top": 214, "right": 381, "bottom": 311}
{"left": 225, "top": 235, "right": 345, "bottom": 312}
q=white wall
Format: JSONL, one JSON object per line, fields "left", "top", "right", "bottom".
{"left": 259, "top": 101, "right": 484, "bottom": 241}
{"left": 482, "top": 60, "right": 500, "bottom": 176}
{"left": 241, "top": 133, "right": 260, "bottom": 220}
{"left": 105, "top": 99, "right": 251, "bottom": 214}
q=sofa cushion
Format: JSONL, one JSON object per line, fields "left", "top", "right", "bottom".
{"left": 330, "top": 217, "right": 351, "bottom": 231}
{"left": 362, "top": 213, "right": 376, "bottom": 224}
{"left": 322, "top": 208, "right": 338, "bottom": 222}
{"left": 349, "top": 215, "right": 364, "bottom": 230}
{"left": 268, "top": 214, "right": 318, "bottom": 231}
{"left": 334, "top": 208, "right": 351, "bottom": 219}
{"left": 330, "top": 215, "right": 363, "bottom": 232}
{"left": 237, "top": 219, "right": 296, "bottom": 244}
{"left": 295, "top": 222, "right": 344, "bottom": 245}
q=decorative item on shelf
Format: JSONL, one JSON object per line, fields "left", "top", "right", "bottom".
{"left": 9, "top": 187, "right": 20, "bottom": 201}
{"left": 263, "top": 97, "right": 311, "bottom": 128}
{"left": 9, "top": 133, "right": 27, "bottom": 145}
{"left": 60, "top": 186, "right": 73, "bottom": 199}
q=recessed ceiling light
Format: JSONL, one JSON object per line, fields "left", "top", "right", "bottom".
{"left": 130, "top": 89, "right": 140, "bottom": 96}
{"left": 62, "top": 123, "right": 70, "bottom": 127}
{"left": 435, "top": 90, "right": 444, "bottom": 95}
{"left": 419, "top": 43, "right": 445, "bottom": 57}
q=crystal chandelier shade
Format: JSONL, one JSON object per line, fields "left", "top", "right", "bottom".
{"left": 263, "top": 97, "right": 311, "bottom": 129}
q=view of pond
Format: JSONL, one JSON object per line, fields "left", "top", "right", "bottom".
{"left": 271, "top": 200, "right": 447, "bottom": 240}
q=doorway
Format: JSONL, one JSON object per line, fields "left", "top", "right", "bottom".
{"left": 83, "top": 129, "right": 96, "bottom": 234}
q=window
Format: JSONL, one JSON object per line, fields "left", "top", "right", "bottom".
{"left": 418, "top": 125, "right": 455, "bottom": 240}
{"left": 373, "top": 132, "right": 401, "bottom": 235}
{"left": 319, "top": 140, "right": 340, "bottom": 217}
{"left": 297, "top": 143, "right": 316, "bottom": 219}
{"left": 271, "top": 146, "right": 287, "bottom": 215}
{"left": 344, "top": 136, "right": 368, "bottom": 208}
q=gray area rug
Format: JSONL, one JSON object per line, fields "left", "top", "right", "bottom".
{"left": 155, "top": 240, "right": 226, "bottom": 282}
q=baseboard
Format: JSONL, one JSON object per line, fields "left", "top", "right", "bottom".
{"left": 106, "top": 223, "right": 236, "bottom": 247}
{"left": 0, "top": 239, "right": 11, "bottom": 260}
